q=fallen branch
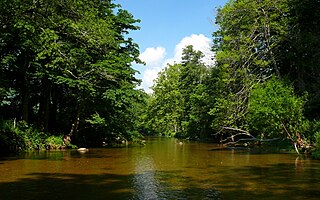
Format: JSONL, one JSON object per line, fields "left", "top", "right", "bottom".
{"left": 219, "top": 127, "right": 256, "bottom": 143}
{"left": 217, "top": 126, "right": 281, "bottom": 147}
{"left": 224, "top": 137, "right": 281, "bottom": 146}
{"left": 281, "top": 122, "right": 300, "bottom": 154}
{"left": 220, "top": 132, "right": 255, "bottom": 143}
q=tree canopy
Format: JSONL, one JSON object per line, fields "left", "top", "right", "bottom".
{"left": 0, "top": 0, "right": 145, "bottom": 148}
{"left": 1, "top": 0, "right": 320, "bottom": 155}
{"left": 145, "top": 46, "right": 211, "bottom": 139}
{"left": 143, "top": 0, "right": 320, "bottom": 154}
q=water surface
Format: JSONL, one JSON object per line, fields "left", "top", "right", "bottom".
{"left": 1, "top": 137, "right": 320, "bottom": 199}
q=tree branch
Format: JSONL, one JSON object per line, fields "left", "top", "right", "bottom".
{"left": 217, "top": 126, "right": 281, "bottom": 147}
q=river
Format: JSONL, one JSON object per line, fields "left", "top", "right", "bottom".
{"left": 0, "top": 137, "right": 320, "bottom": 199}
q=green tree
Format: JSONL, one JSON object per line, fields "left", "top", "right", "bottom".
{"left": 277, "top": 0, "right": 320, "bottom": 119}
{"left": 147, "top": 63, "right": 183, "bottom": 137}
{"left": 178, "top": 46, "right": 211, "bottom": 139}
{"left": 210, "top": 0, "right": 290, "bottom": 132}
{"left": 247, "top": 77, "right": 307, "bottom": 141}
{"left": 0, "top": 0, "right": 143, "bottom": 147}
{"left": 209, "top": 0, "right": 320, "bottom": 151}
{"left": 146, "top": 46, "right": 211, "bottom": 139}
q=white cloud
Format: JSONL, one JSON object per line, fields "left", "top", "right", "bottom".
{"left": 140, "top": 68, "right": 162, "bottom": 93}
{"left": 139, "top": 47, "right": 166, "bottom": 67}
{"left": 138, "top": 47, "right": 166, "bottom": 93}
{"left": 139, "top": 34, "right": 215, "bottom": 93}
{"left": 167, "top": 34, "right": 215, "bottom": 66}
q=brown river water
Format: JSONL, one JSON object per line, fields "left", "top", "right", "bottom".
{"left": 0, "top": 137, "right": 320, "bottom": 200}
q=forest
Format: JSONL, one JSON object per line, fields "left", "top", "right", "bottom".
{"left": 1, "top": 0, "right": 320, "bottom": 158}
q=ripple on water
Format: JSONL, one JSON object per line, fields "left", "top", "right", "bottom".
{"left": 131, "top": 170, "right": 224, "bottom": 200}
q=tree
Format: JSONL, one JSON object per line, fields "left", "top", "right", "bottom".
{"left": 147, "top": 63, "right": 183, "bottom": 137}
{"left": 247, "top": 77, "right": 308, "bottom": 151}
{"left": 210, "top": 0, "right": 290, "bottom": 132}
{"left": 178, "top": 46, "right": 211, "bottom": 139}
{"left": 146, "top": 45, "right": 211, "bottom": 139}
{"left": 209, "top": 0, "right": 320, "bottom": 152}
{"left": 0, "top": 0, "right": 143, "bottom": 146}
{"left": 277, "top": 0, "right": 320, "bottom": 119}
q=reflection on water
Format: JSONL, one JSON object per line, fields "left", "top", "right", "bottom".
{"left": 0, "top": 137, "right": 320, "bottom": 199}
{"left": 132, "top": 151, "right": 159, "bottom": 199}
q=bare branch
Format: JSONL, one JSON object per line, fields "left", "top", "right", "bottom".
{"left": 222, "top": 126, "right": 250, "bottom": 134}
{"left": 217, "top": 126, "right": 282, "bottom": 147}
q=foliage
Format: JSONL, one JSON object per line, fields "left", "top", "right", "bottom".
{"left": 209, "top": 0, "right": 290, "bottom": 133}
{"left": 0, "top": 120, "right": 45, "bottom": 152}
{"left": 0, "top": 0, "right": 143, "bottom": 146}
{"left": 147, "top": 63, "right": 183, "bottom": 137}
{"left": 312, "top": 132, "right": 320, "bottom": 159}
{"left": 207, "top": 0, "right": 320, "bottom": 152}
{"left": 247, "top": 77, "right": 306, "bottom": 139}
{"left": 278, "top": 0, "right": 320, "bottom": 118}
{"left": 145, "top": 46, "right": 211, "bottom": 139}
{"left": 315, "top": 132, "right": 320, "bottom": 149}
{"left": 0, "top": 119, "right": 76, "bottom": 152}
{"left": 45, "top": 135, "right": 65, "bottom": 150}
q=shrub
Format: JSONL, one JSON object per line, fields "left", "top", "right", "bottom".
{"left": 0, "top": 120, "right": 40, "bottom": 152}
{"left": 45, "top": 135, "right": 65, "bottom": 149}
{"left": 0, "top": 119, "right": 76, "bottom": 152}
{"left": 315, "top": 132, "right": 320, "bottom": 148}
{"left": 311, "top": 131, "right": 320, "bottom": 159}
{"left": 247, "top": 77, "right": 306, "bottom": 140}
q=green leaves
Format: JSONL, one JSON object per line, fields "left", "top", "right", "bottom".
{"left": 0, "top": 0, "right": 143, "bottom": 146}
{"left": 247, "top": 77, "right": 305, "bottom": 139}
{"left": 86, "top": 113, "right": 106, "bottom": 126}
{"left": 145, "top": 46, "right": 211, "bottom": 139}
{"left": 214, "top": 0, "right": 289, "bottom": 76}
{"left": 209, "top": 0, "right": 292, "bottom": 134}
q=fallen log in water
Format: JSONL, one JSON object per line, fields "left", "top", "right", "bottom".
{"left": 216, "top": 127, "right": 281, "bottom": 147}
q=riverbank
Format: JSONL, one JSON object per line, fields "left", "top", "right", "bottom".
{"left": 0, "top": 120, "right": 75, "bottom": 153}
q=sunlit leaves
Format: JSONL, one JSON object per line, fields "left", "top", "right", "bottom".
{"left": 247, "top": 77, "right": 306, "bottom": 139}
{"left": 146, "top": 46, "right": 211, "bottom": 139}
{"left": 210, "top": 0, "right": 291, "bottom": 132}
{"left": 0, "top": 0, "right": 143, "bottom": 145}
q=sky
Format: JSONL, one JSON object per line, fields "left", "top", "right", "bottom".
{"left": 115, "top": 0, "right": 228, "bottom": 93}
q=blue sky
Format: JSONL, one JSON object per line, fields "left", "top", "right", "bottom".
{"left": 115, "top": 0, "right": 228, "bottom": 92}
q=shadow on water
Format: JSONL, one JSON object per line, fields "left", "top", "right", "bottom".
{"left": 0, "top": 162, "right": 320, "bottom": 200}
{"left": 209, "top": 147, "right": 293, "bottom": 155}
{"left": 0, "top": 172, "right": 134, "bottom": 200}
{"left": 132, "top": 163, "right": 320, "bottom": 200}
{"left": 0, "top": 171, "right": 224, "bottom": 200}
{"left": 212, "top": 163, "right": 320, "bottom": 200}
{"left": 0, "top": 150, "right": 115, "bottom": 161}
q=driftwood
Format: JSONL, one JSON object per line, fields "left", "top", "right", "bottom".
{"left": 281, "top": 122, "right": 299, "bottom": 154}
{"left": 281, "top": 122, "right": 311, "bottom": 154}
{"left": 217, "top": 127, "right": 280, "bottom": 147}
{"left": 218, "top": 125, "right": 311, "bottom": 154}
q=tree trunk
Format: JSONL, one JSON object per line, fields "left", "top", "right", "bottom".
{"left": 39, "top": 78, "right": 51, "bottom": 132}
{"left": 49, "top": 85, "right": 58, "bottom": 133}
{"left": 70, "top": 109, "right": 81, "bottom": 137}
{"left": 21, "top": 69, "right": 29, "bottom": 122}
